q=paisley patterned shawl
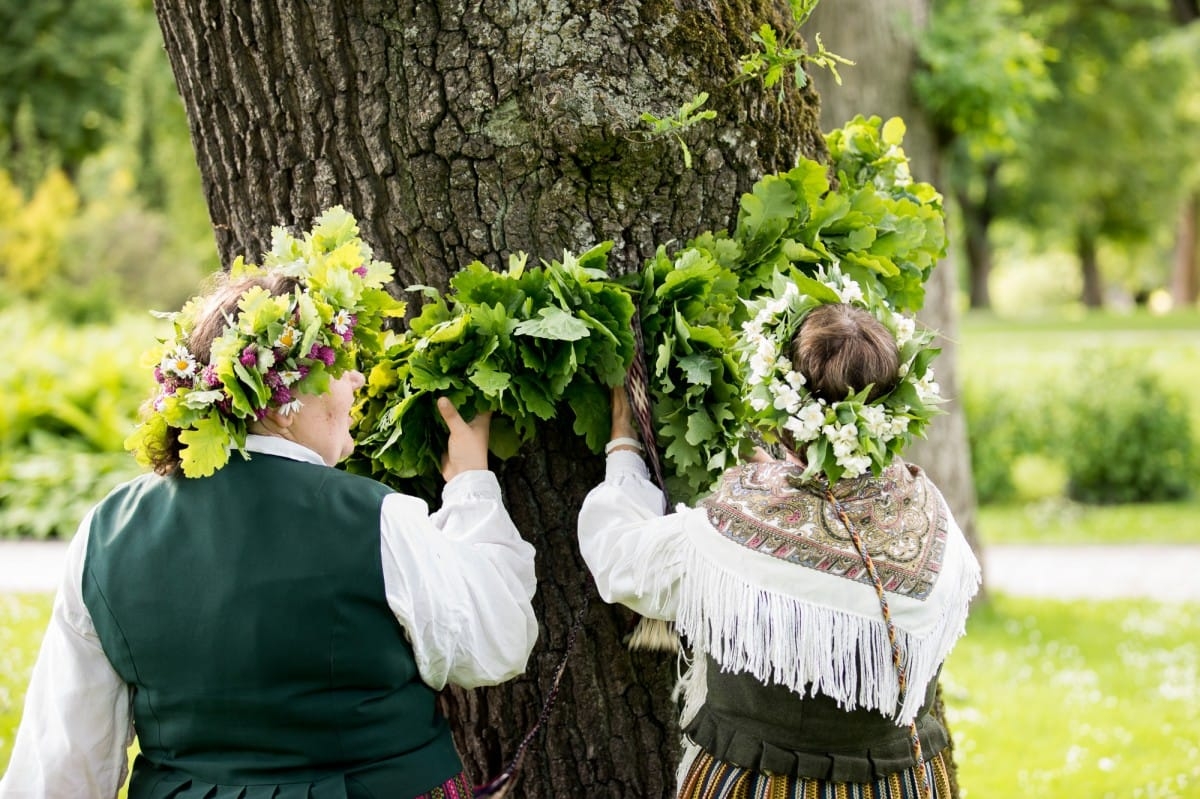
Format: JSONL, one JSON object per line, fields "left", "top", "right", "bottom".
{"left": 700, "top": 459, "right": 948, "bottom": 601}
{"left": 675, "top": 457, "right": 979, "bottom": 723}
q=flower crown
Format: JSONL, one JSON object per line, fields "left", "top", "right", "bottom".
{"left": 125, "top": 207, "right": 405, "bottom": 478}
{"left": 737, "top": 265, "right": 944, "bottom": 484}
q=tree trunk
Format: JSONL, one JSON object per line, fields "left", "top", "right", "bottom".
{"left": 1078, "top": 230, "right": 1104, "bottom": 308}
{"left": 806, "top": 1, "right": 979, "bottom": 794}
{"left": 958, "top": 161, "right": 999, "bottom": 311}
{"left": 1170, "top": 192, "right": 1199, "bottom": 309}
{"left": 153, "top": 1, "right": 824, "bottom": 795}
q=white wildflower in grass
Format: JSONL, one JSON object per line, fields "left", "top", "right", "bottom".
{"left": 279, "top": 369, "right": 303, "bottom": 386}
{"left": 894, "top": 316, "right": 916, "bottom": 347}
{"left": 785, "top": 369, "right": 806, "bottom": 389}
{"left": 161, "top": 346, "right": 198, "bottom": 379}
{"left": 750, "top": 396, "right": 770, "bottom": 412}
{"left": 278, "top": 399, "right": 305, "bottom": 415}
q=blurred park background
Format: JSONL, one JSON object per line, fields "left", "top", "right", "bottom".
{"left": 1, "top": 0, "right": 1198, "bottom": 796}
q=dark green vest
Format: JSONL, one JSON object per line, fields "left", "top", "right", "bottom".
{"left": 83, "top": 453, "right": 463, "bottom": 798}
{"left": 684, "top": 655, "right": 948, "bottom": 782}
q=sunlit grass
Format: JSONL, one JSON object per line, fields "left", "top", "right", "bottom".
{"left": 0, "top": 593, "right": 51, "bottom": 770}
{"left": 945, "top": 594, "right": 1200, "bottom": 798}
{"left": 0, "top": 594, "right": 134, "bottom": 796}
{"left": 978, "top": 496, "right": 1200, "bottom": 546}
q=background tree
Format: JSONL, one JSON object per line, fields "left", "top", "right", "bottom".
{"left": 913, "top": 0, "right": 1057, "bottom": 310}
{"left": 1167, "top": 0, "right": 1200, "bottom": 307}
{"left": 805, "top": 3, "right": 981, "bottom": 792}
{"left": 1005, "top": 0, "right": 1191, "bottom": 307}
{"left": 0, "top": 0, "right": 142, "bottom": 191}
{"left": 151, "top": 1, "right": 837, "bottom": 795}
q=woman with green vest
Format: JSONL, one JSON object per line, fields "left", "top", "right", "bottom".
{"left": 579, "top": 269, "right": 981, "bottom": 799}
{"left": 0, "top": 210, "right": 538, "bottom": 799}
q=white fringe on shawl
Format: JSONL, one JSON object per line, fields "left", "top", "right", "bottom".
{"left": 671, "top": 505, "right": 981, "bottom": 726}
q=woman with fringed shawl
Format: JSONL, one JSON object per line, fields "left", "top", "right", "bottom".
{"left": 579, "top": 286, "right": 981, "bottom": 799}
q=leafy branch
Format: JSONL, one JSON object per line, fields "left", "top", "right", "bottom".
{"left": 639, "top": 92, "right": 718, "bottom": 169}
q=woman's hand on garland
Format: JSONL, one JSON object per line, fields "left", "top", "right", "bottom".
{"left": 605, "top": 384, "right": 643, "bottom": 456}
{"left": 438, "top": 397, "right": 492, "bottom": 481}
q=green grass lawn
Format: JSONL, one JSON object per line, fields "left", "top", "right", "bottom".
{"left": 0, "top": 593, "right": 51, "bottom": 770}
{"left": 3, "top": 591, "right": 1199, "bottom": 797}
{"left": 944, "top": 594, "right": 1200, "bottom": 799}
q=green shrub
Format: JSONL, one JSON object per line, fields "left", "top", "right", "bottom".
{"left": 0, "top": 303, "right": 157, "bottom": 539}
{"left": 1063, "top": 350, "right": 1193, "bottom": 504}
{"left": 963, "top": 379, "right": 1073, "bottom": 504}
{"left": 0, "top": 436, "right": 143, "bottom": 539}
{"left": 963, "top": 383, "right": 1021, "bottom": 503}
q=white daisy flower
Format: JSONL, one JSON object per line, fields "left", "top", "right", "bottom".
{"left": 161, "top": 347, "right": 198, "bottom": 379}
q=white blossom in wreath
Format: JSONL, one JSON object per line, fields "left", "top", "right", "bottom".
{"left": 735, "top": 265, "right": 944, "bottom": 484}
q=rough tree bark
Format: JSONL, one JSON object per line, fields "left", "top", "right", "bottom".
{"left": 153, "top": 1, "right": 827, "bottom": 795}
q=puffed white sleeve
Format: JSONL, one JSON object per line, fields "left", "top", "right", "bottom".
{"left": 0, "top": 512, "right": 133, "bottom": 799}
{"left": 576, "top": 450, "right": 691, "bottom": 621}
{"left": 379, "top": 470, "right": 537, "bottom": 691}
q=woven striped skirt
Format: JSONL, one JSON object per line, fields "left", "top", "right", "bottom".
{"left": 414, "top": 770, "right": 473, "bottom": 799}
{"left": 678, "top": 750, "right": 953, "bottom": 799}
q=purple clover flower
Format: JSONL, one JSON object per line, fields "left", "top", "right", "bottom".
{"left": 308, "top": 343, "right": 337, "bottom": 366}
{"left": 354, "top": 265, "right": 368, "bottom": 277}
{"left": 240, "top": 346, "right": 258, "bottom": 367}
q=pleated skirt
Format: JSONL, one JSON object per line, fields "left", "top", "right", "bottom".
{"left": 678, "top": 750, "right": 953, "bottom": 799}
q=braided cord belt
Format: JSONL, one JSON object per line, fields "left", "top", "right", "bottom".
{"left": 472, "top": 599, "right": 589, "bottom": 798}
{"left": 625, "top": 318, "right": 668, "bottom": 493}
{"left": 823, "top": 489, "right": 933, "bottom": 799}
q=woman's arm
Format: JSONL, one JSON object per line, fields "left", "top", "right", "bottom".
{"left": 0, "top": 515, "right": 132, "bottom": 799}
{"left": 379, "top": 397, "right": 537, "bottom": 691}
{"left": 575, "top": 386, "right": 690, "bottom": 621}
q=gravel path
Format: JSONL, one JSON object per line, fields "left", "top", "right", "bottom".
{"left": 2, "top": 539, "right": 1200, "bottom": 600}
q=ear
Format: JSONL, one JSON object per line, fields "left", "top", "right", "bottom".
{"left": 260, "top": 407, "right": 296, "bottom": 431}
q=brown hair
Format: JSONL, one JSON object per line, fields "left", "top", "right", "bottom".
{"left": 139, "top": 270, "right": 301, "bottom": 476}
{"left": 790, "top": 303, "right": 899, "bottom": 404}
